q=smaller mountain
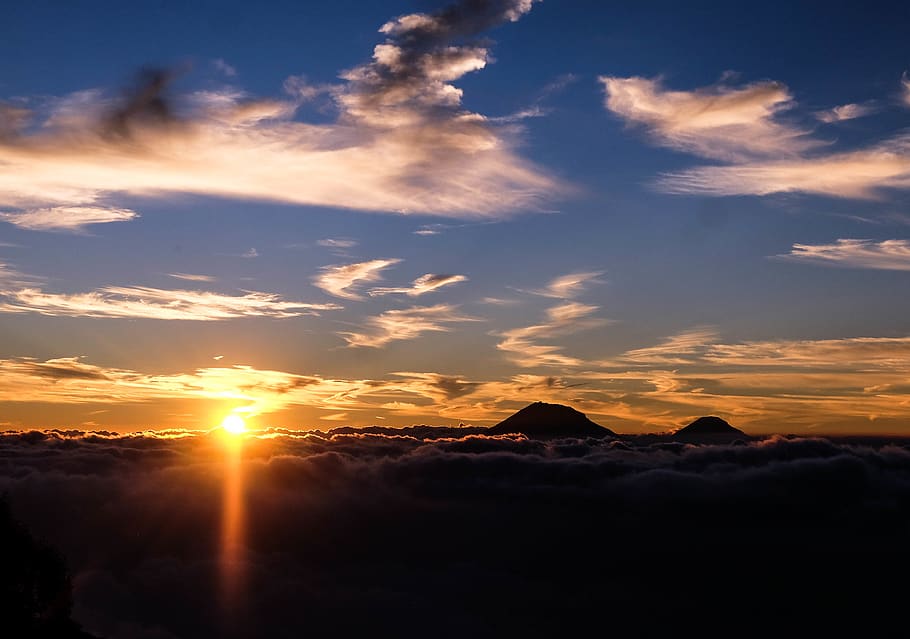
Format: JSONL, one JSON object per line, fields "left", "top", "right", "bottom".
{"left": 674, "top": 416, "right": 745, "bottom": 440}
{"left": 489, "top": 402, "right": 615, "bottom": 438}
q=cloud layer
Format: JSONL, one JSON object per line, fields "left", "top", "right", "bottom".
{"left": 1, "top": 429, "right": 908, "bottom": 637}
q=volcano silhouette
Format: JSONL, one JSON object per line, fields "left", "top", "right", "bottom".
{"left": 489, "top": 402, "right": 615, "bottom": 438}
{"left": 674, "top": 416, "right": 745, "bottom": 439}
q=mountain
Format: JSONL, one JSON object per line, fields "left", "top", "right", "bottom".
{"left": 488, "top": 402, "right": 615, "bottom": 438}
{"left": 674, "top": 416, "right": 746, "bottom": 440}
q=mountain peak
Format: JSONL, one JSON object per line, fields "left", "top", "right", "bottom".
{"left": 674, "top": 416, "right": 745, "bottom": 438}
{"left": 488, "top": 402, "right": 615, "bottom": 438}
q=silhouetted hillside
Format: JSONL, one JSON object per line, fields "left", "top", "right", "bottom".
{"left": 488, "top": 402, "right": 615, "bottom": 438}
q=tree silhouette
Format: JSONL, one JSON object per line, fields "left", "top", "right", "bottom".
{"left": 0, "top": 495, "right": 98, "bottom": 638}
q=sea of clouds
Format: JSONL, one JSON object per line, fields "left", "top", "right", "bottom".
{"left": 2, "top": 427, "right": 909, "bottom": 638}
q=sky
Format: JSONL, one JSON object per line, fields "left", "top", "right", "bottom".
{"left": 1, "top": 0, "right": 910, "bottom": 434}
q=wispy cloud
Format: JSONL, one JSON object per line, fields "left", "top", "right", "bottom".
{"left": 313, "top": 259, "right": 401, "bottom": 300}
{"left": 317, "top": 238, "right": 358, "bottom": 249}
{"left": 0, "top": 1, "right": 560, "bottom": 220}
{"left": 0, "top": 206, "right": 138, "bottom": 232}
{"left": 814, "top": 102, "right": 875, "bottom": 123}
{"left": 497, "top": 302, "right": 609, "bottom": 367}
{"left": 530, "top": 271, "right": 605, "bottom": 299}
{"left": 618, "top": 327, "right": 719, "bottom": 365}
{"left": 241, "top": 248, "right": 259, "bottom": 258}
{"left": 0, "top": 262, "right": 39, "bottom": 287}
{"left": 340, "top": 304, "right": 477, "bottom": 347}
{"left": 168, "top": 273, "right": 216, "bottom": 282}
{"left": 774, "top": 239, "right": 910, "bottom": 271}
{"left": 600, "top": 76, "right": 816, "bottom": 161}
{"left": 902, "top": 72, "right": 910, "bottom": 107}
{"left": 658, "top": 133, "right": 910, "bottom": 198}
{"left": 702, "top": 335, "right": 910, "bottom": 368}
{"left": 0, "top": 285, "right": 340, "bottom": 320}
{"left": 602, "top": 74, "right": 910, "bottom": 201}
{"left": 213, "top": 58, "right": 237, "bottom": 77}
{"left": 370, "top": 273, "right": 467, "bottom": 297}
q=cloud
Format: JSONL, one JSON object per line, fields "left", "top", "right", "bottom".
{"left": 658, "top": 133, "right": 910, "bottom": 198}
{"left": 213, "top": 58, "right": 237, "bottom": 77}
{"left": 903, "top": 72, "right": 910, "bottom": 107}
{"left": 317, "top": 238, "right": 358, "bottom": 249}
{"left": 369, "top": 273, "right": 467, "bottom": 296}
{"left": 701, "top": 335, "right": 910, "bottom": 368}
{"left": 168, "top": 273, "right": 216, "bottom": 282}
{"left": 1, "top": 429, "right": 908, "bottom": 637}
{"left": 618, "top": 326, "right": 719, "bottom": 365}
{"left": 0, "top": 206, "right": 138, "bottom": 232}
{"left": 313, "top": 259, "right": 401, "bottom": 300}
{"left": 340, "top": 303, "right": 477, "bottom": 347}
{"left": 497, "top": 301, "right": 608, "bottom": 367}
{"left": 241, "top": 248, "right": 259, "bottom": 258}
{"left": 600, "top": 76, "right": 816, "bottom": 161}
{"left": 602, "top": 74, "right": 910, "bottom": 201}
{"left": 774, "top": 239, "right": 910, "bottom": 270}
{"left": 319, "top": 412, "right": 349, "bottom": 421}
{"left": 530, "top": 270, "right": 605, "bottom": 299}
{"left": 814, "top": 102, "right": 875, "bottom": 123}
{"left": 0, "top": 285, "right": 340, "bottom": 320}
{"left": 0, "top": 262, "right": 39, "bottom": 287}
{"left": 0, "top": 1, "right": 559, "bottom": 220}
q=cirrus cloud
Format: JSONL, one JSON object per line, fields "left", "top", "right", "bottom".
{"left": 313, "top": 259, "right": 402, "bottom": 300}
{"left": 774, "top": 239, "right": 910, "bottom": 270}
{"left": 340, "top": 303, "right": 478, "bottom": 347}
{"left": 0, "top": 206, "right": 138, "bottom": 232}
{"left": 0, "top": 285, "right": 339, "bottom": 320}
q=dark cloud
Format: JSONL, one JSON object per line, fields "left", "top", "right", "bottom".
{"left": 429, "top": 374, "right": 483, "bottom": 399}
{"left": 105, "top": 68, "right": 178, "bottom": 137}
{"left": 2, "top": 429, "right": 909, "bottom": 638}
{"left": 24, "top": 361, "right": 111, "bottom": 381}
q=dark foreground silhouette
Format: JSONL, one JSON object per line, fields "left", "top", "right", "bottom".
{"left": 0, "top": 497, "right": 96, "bottom": 638}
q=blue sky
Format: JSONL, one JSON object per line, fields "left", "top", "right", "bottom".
{"left": 1, "top": 0, "right": 910, "bottom": 433}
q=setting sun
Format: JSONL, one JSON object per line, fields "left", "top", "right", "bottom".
{"left": 221, "top": 414, "right": 247, "bottom": 435}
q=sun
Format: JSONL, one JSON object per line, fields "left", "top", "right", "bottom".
{"left": 221, "top": 414, "right": 247, "bottom": 435}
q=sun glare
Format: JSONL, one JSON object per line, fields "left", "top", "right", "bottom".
{"left": 221, "top": 414, "right": 247, "bottom": 435}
